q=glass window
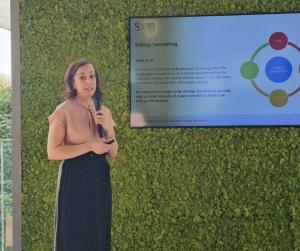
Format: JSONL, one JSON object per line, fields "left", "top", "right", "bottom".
{"left": 0, "top": 22, "right": 13, "bottom": 250}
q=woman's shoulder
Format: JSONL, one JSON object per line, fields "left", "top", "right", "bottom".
{"left": 49, "top": 101, "right": 68, "bottom": 124}
{"left": 49, "top": 100, "right": 72, "bottom": 118}
{"left": 54, "top": 99, "right": 74, "bottom": 112}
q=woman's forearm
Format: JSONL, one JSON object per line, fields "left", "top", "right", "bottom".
{"left": 107, "top": 140, "right": 118, "bottom": 158}
{"left": 105, "top": 127, "right": 118, "bottom": 158}
{"left": 105, "top": 127, "right": 116, "bottom": 140}
{"left": 48, "top": 142, "right": 92, "bottom": 160}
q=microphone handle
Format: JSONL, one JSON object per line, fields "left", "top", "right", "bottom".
{"left": 94, "top": 94, "right": 105, "bottom": 138}
{"left": 97, "top": 124, "right": 104, "bottom": 138}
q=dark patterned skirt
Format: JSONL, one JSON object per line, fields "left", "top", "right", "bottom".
{"left": 54, "top": 152, "right": 111, "bottom": 251}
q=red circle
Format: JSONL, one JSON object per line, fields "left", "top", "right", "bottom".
{"left": 269, "top": 32, "right": 288, "bottom": 50}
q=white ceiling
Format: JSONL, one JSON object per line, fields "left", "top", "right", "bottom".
{"left": 0, "top": 0, "right": 10, "bottom": 30}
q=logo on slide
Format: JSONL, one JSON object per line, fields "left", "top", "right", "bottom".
{"left": 240, "top": 32, "right": 300, "bottom": 107}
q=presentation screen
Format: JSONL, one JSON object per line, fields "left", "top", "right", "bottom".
{"left": 129, "top": 13, "right": 300, "bottom": 127}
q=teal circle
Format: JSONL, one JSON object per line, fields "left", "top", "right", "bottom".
{"left": 240, "top": 61, "right": 259, "bottom": 80}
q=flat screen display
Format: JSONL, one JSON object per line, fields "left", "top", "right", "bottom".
{"left": 129, "top": 13, "right": 300, "bottom": 127}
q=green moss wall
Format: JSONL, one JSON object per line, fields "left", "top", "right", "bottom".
{"left": 20, "top": 0, "right": 300, "bottom": 250}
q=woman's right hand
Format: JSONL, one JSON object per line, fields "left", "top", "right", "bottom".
{"left": 90, "top": 138, "right": 112, "bottom": 154}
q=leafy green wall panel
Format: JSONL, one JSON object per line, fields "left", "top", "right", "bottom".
{"left": 20, "top": 0, "right": 300, "bottom": 250}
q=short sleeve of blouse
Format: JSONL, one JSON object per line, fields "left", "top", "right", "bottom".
{"left": 48, "top": 104, "right": 66, "bottom": 128}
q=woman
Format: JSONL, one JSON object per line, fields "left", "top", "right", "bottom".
{"left": 47, "top": 59, "right": 118, "bottom": 251}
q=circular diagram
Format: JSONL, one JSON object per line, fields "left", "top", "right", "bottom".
{"left": 240, "top": 32, "right": 300, "bottom": 107}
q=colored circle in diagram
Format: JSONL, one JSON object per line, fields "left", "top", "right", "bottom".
{"left": 241, "top": 32, "right": 300, "bottom": 107}
{"left": 269, "top": 32, "right": 288, "bottom": 50}
{"left": 269, "top": 89, "right": 288, "bottom": 107}
{"left": 265, "top": 56, "right": 292, "bottom": 83}
{"left": 240, "top": 61, "right": 259, "bottom": 79}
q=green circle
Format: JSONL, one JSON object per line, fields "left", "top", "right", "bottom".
{"left": 269, "top": 89, "right": 288, "bottom": 107}
{"left": 240, "top": 61, "right": 259, "bottom": 79}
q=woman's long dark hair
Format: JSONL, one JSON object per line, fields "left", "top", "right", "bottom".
{"left": 64, "top": 59, "right": 103, "bottom": 99}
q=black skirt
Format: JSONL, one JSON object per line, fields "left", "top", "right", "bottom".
{"left": 54, "top": 152, "right": 112, "bottom": 251}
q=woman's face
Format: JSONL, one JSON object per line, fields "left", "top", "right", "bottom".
{"left": 72, "top": 63, "right": 97, "bottom": 100}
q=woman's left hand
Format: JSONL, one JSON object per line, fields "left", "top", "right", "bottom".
{"left": 94, "top": 106, "right": 115, "bottom": 131}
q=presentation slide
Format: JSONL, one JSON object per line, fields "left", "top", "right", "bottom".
{"left": 129, "top": 13, "right": 300, "bottom": 127}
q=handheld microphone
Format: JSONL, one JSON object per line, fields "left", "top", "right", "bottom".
{"left": 93, "top": 92, "right": 104, "bottom": 138}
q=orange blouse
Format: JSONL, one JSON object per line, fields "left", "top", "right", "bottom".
{"left": 48, "top": 98, "right": 114, "bottom": 145}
